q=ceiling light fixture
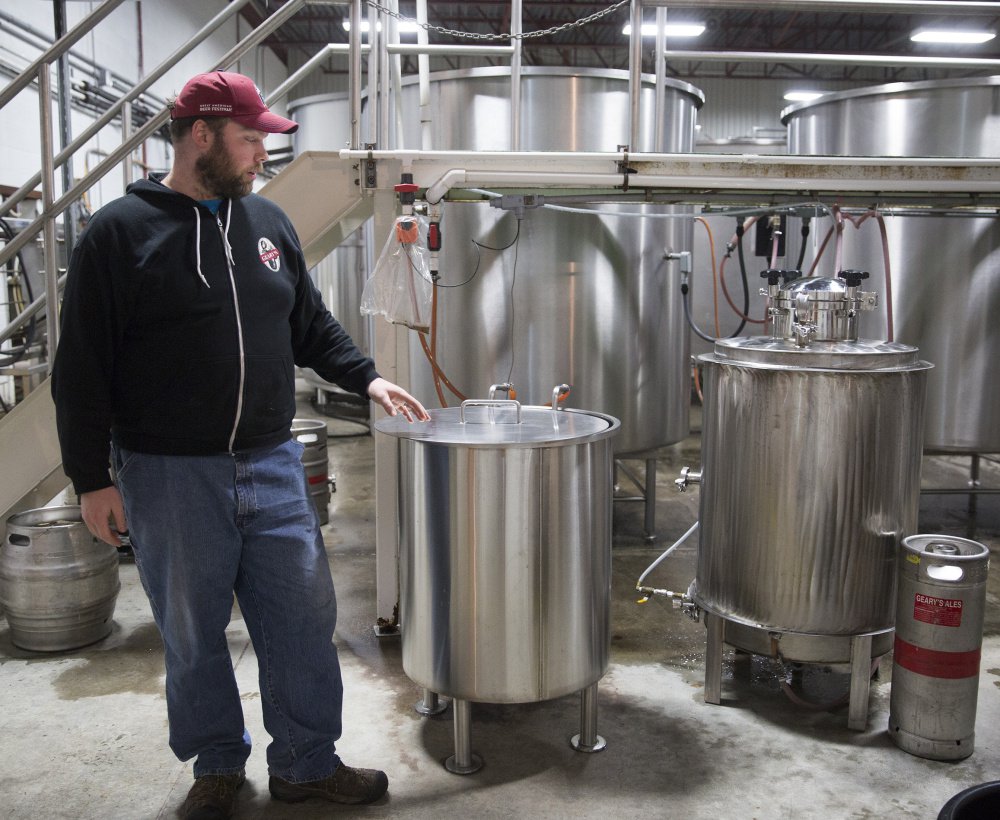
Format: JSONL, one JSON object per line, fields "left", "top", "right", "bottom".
{"left": 343, "top": 20, "right": 420, "bottom": 34}
{"left": 783, "top": 90, "right": 824, "bottom": 102}
{"left": 910, "top": 29, "right": 996, "bottom": 44}
{"left": 623, "top": 23, "right": 706, "bottom": 38}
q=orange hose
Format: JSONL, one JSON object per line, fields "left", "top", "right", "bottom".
{"left": 428, "top": 281, "right": 447, "bottom": 406}
{"left": 695, "top": 216, "right": 721, "bottom": 338}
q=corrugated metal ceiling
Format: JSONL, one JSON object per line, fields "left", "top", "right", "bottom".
{"left": 246, "top": 1, "right": 1000, "bottom": 82}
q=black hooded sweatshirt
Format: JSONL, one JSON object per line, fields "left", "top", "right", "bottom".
{"left": 51, "top": 174, "right": 379, "bottom": 495}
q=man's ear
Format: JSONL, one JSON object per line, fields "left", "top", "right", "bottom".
{"left": 190, "top": 119, "right": 215, "bottom": 150}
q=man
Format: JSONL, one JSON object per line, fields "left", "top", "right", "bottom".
{"left": 51, "top": 70, "right": 428, "bottom": 819}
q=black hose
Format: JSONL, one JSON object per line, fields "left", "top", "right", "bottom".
{"left": 795, "top": 217, "right": 812, "bottom": 272}
{"left": 681, "top": 284, "right": 718, "bottom": 344}
{"left": 732, "top": 220, "right": 750, "bottom": 337}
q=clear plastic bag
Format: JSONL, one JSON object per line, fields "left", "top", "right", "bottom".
{"left": 360, "top": 215, "right": 433, "bottom": 332}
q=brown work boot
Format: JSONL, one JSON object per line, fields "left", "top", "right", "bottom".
{"left": 269, "top": 763, "right": 389, "bottom": 805}
{"left": 180, "top": 770, "right": 245, "bottom": 819}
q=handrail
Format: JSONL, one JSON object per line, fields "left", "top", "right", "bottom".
{"left": 0, "top": 0, "right": 310, "bottom": 357}
{"left": 0, "top": 0, "right": 254, "bottom": 222}
{"left": 0, "top": 0, "right": 308, "bottom": 272}
{"left": 0, "top": 0, "right": 128, "bottom": 110}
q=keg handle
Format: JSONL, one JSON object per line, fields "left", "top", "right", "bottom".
{"left": 461, "top": 399, "right": 522, "bottom": 425}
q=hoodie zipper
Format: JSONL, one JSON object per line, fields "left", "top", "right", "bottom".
{"left": 217, "top": 206, "right": 246, "bottom": 453}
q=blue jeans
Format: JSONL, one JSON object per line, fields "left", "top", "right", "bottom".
{"left": 113, "top": 439, "right": 343, "bottom": 781}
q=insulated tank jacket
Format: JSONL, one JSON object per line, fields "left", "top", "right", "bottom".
{"left": 51, "top": 174, "right": 379, "bottom": 495}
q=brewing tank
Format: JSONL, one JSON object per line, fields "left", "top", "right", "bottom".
{"left": 782, "top": 77, "right": 1000, "bottom": 452}
{"left": 692, "top": 275, "right": 931, "bottom": 646}
{"left": 291, "top": 67, "right": 704, "bottom": 454}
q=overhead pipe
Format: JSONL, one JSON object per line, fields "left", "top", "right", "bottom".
{"left": 628, "top": 0, "right": 643, "bottom": 151}
{"left": 415, "top": 0, "right": 431, "bottom": 150}
{"left": 349, "top": 0, "right": 363, "bottom": 149}
{"left": 665, "top": 50, "right": 1000, "bottom": 70}
{"left": 653, "top": 6, "right": 667, "bottom": 152}
{"left": 511, "top": 0, "right": 523, "bottom": 151}
{"left": 380, "top": 0, "right": 394, "bottom": 148}
{"left": 367, "top": 0, "right": 380, "bottom": 146}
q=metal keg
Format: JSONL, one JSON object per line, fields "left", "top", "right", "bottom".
{"left": 0, "top": 506, "right": 120, "bottom": 651}
{"left": 889, "top": 534, "right": 990, "bottom": 760}
{"left": 375, "top": 392, "right": 619, "bottom": 772}
{"left": 292, "top": 418, "right": 330, "bottom": 525}
{"left": 683, "top": 272, "right": 931, "bottom": 729}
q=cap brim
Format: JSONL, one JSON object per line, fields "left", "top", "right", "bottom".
{"left": 232, "top": 110, "right": 299, "bottom": 134}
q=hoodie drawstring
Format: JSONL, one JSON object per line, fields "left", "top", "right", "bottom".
{"left": 222, "top": 200, "right": 235, "bottom": 266}
{"left": 192, "top": 206, "right": 211, "bottom": 288}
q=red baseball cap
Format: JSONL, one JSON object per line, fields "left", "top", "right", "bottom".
{"left": 171, "top": 71, "right": 298, "bottom": 134}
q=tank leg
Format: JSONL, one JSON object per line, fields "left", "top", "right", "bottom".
{"left": 444, "top": 699, "right": 482, "bottom": 775}
{"left": 847, "top": 633, "right": 873, "bottom": 731}
{"left": 415, "top": 688, "right": 448, "bottom": 716}
{"left": 570, "top": 682, "right": 607, "bottom": 752}
{"left": 704, "top": 611, "right": 724, "bottom": 704}
{"left": 643, "top": 458, "right": 657, "bottom": 542}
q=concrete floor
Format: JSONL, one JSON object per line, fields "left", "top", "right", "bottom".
{"left": 1, "top": 397, "right": 999, "bottom": 820}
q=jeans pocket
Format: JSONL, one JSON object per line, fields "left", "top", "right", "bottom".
{"left": 110, "top": 442, "right": 136, "bottom": 482}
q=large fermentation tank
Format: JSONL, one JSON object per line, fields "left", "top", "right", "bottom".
{"left": 291, "top": 68, "right": 704, "bottom": 454}
{"left": 689, "top": 274, "right": 931, "bottom": 728}
{"left": 783, "top": 77, "right": 1000, "bottom": 452}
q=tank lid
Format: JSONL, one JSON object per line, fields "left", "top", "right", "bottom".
{"left": 374, "top": 402, "right": 619, "bottom": 447}
{"left": 783, "top": 276, "right": 850, "bottom": 299}
{"left": 703, "top": 335, "right": 932, "bottom": 371}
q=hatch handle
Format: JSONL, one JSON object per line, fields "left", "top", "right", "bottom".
{"left": 461, "top": 399, "right": 522, "bottom": 425}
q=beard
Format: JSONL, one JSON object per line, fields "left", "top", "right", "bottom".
{"left": 195, "top": 136, "right": 257, "bottom": 199}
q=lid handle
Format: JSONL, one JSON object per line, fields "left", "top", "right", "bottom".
{"left": 461, "top": 399, "right": 522, "bottom": 425}
{"left": 551, "top": 384, "right": 571, "bottom": 431}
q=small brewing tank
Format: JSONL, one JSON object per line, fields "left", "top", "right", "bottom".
{"left": 375, "top": 391, "right": 619, "bottom": 773}
{"left": 684, "top": 271, "right": 931, "bottom": 729}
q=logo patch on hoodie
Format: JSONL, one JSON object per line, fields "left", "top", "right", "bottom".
{"left": 258, "top": 237, "right": 281, "bottom": 272}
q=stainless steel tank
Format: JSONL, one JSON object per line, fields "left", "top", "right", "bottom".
{"left": 687, "top": 274, "right": 931, "bottom": 728}
{"left": 375, "top": 395, "right": 619, "bottom": 771}
{"left": 782, "top": 77, "right": 1000, "bottom": 452}
{"left": 292, "top": 68, "right": 704, "bottom": 454}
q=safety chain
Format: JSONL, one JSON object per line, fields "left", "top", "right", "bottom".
{"left": 363, "top": 0, "right": 630, "bottom": 41}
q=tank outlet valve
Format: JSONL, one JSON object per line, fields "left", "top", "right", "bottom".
{"left": 675, "top": 466, "right": 702, "bottom": 492}
{"left": 635, "top": 587, "right": 695, "bottom": 615}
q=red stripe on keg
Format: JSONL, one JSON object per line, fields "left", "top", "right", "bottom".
{"left": 893, "top": 637, "right": 981, "bottom": 679}
{"left": 307, "top": 474, "right": 327, "bottom": 485}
